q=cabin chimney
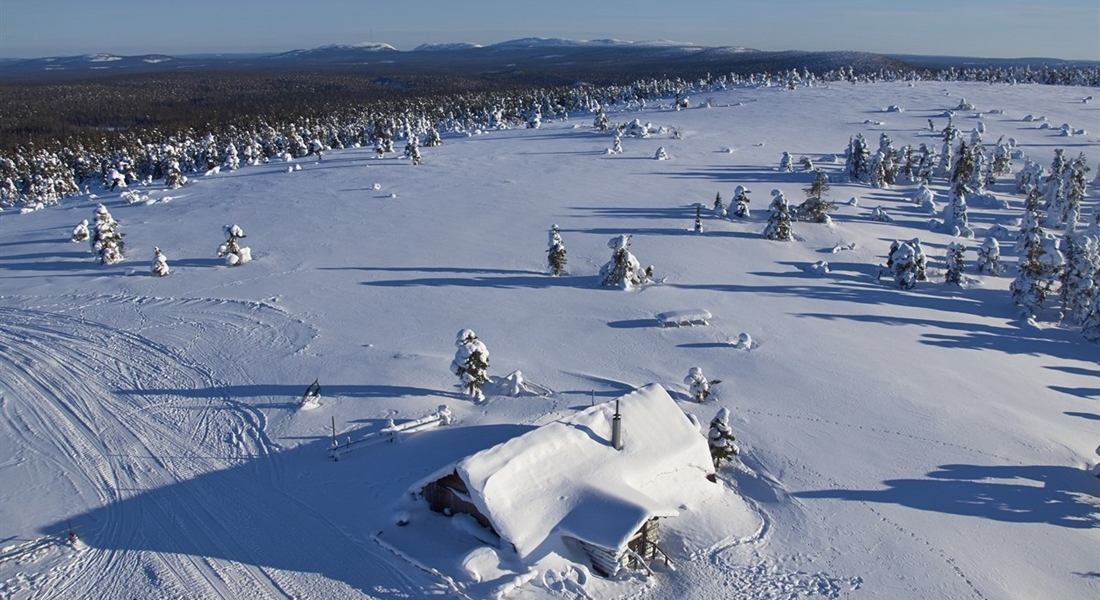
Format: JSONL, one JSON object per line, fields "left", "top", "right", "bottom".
{"left": 611, "top": 398, "right": 623, "bottom": 451}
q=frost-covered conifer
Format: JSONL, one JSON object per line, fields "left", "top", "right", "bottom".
{"left": 609, "top": 135, "right": 623, "bottom": 155}
{"left": 599, "top": 234, "right": 652, "bottom": 290}
{"left": 992, "top": 137, "right": 1012, "bottom": 176}
{"left": 1015, "top": 156, "right": 1043, "bottom": 194}
{"left": 798, "top": 169, "right": 835, "bottom": 223}
{"left": 404, "top": 135, "right": 422, "bottom": 165}
{"left": 547, "top": 224, "right": 567, "bottom": 276}
{"left": 763, "top": 190, "right": 794, "bottom": 241}
{"left": 684, "top": 366, "right": 718, "bottom": 402}
{"left": 945, "top": 242, "right": 966, "bottom": 285}
{"left": 975, "top": 237, "right": 1002, "bottom": 274}
{"left": 451, "top": 329, "right": 490, "bottom": 402}
{"left": 1059, "top": 231, "right": 1098, "bottom": 324}
{"left": 1043, "top": 149, "right": 1069, "bottom": 227}
{"left": 71, "top": 219, "right": 89, "bottom": 242}
{"left": 217, "top": 224, "right": 252, "bottom": 266}
{"left": 799, "top": 155, "right": 815, "bottom": 172}
{"left": 654, "top": 146, "right": 669, "bottom": 160}
{"left": 526, "top": 104, "right": 542, "bottom": 129}
{"left": 869, "top": 206, "right": 892, "bottom": 222}
{"left": 694, "top": 205, "right": 703, "bottom": 233}
{"left": 936, "top": 124, "right": 958, "bottom": 179}
{"left": 593, "top": 110, "right": 610, "bottom": 132}
{"left": 731, "top": 185, "right": 751, "bottom": 219}
{"left": 90, "top": 204, "right": 124, "bottom": 264}
{"left": 151, "top": 246, "right": 170, "bottom": 277}
{"left": 845, "top": 133, "right": 871, "bottom": 183}
{"left": 779, "top": 151, "right": 794, "bottom": 172}
{"left": 1082, "top": 293, "right": 1100, "bottom": 343}
{"left": 712, "top": 191, "right": 726, "bottom": 218}
{"left": 1012, "top": 193, "right": 1063, "bottom": 318}
{"left": 913, "top": 183, "right": 937, "bottom": 214}
{"left": 707, "top": 407, "right": 739, "bottom": 468}
{"left": 225, "top": 144, "right": 240, "bottom": 171}
{"left": 1061, "top": 153, "right": 1091, "bottom": 230}
{"left": 940, "top": 183, "right": 974, "bottom": 237}
{"left": 889, "top": 241, "right": 920, "bottom": 290}
{"left": 424, "top": 127, "right": 443, "bottom": 147}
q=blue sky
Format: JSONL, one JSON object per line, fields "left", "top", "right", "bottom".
{"left": 1, "top": 0, "right": 1097, "bottom": 60}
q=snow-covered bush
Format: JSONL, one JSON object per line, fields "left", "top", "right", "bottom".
{"left": 90, "top": 204, "right": 124, "bottom": 264}
{"left": 599, "top": 234, "right": 653, "bottom": 290}
{"left": 684, "top": 367, "right": 719, "bottom": 403}
{"left": 975, "top": 237, "right": 1002, "bottom": 274}
{"left": 763, "top": 190, "right": 794, "bottom": 241}
{"left": 547, "top": 224, "right": 567, "bottom": 276}
{"left": 707, "top": 407, "right": 739, "bottom": 467}
{"left": 151, "top": 246, "right": 170, "bottom": 277}
{"left": 731, "top": 185, "right": 751, "bottom": 219}
{"left": 217, "top": 224, "right": 252, "bottom": 266}
{"left": 71, "top": 219, "right": 89, "bottom": 242}
{"left": 451, "top": 329, "right": 490, "bottom": 402}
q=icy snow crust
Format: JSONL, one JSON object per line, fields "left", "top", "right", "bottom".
{"left": 0, "top": 80, "right": 1098, "bottom": 600}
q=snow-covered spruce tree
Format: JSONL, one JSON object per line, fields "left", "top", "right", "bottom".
{"left": 779, "top": 151, "right": 794, "bottom": 172}
{"left": 593, "top": 110, "right": 610, "bottom": 132}
{"left": 151, "top": 246, "right": 170, "bottom": 277}
{"left": 845, "top": 133, "right": 871, "bottom": 183}
{"left": 1011, "top": 195, "right": 1064, "bottom": 318}
{"left": 913, "top": 183, "right": 937, "bottom": 214}
{"left": 763, "top": 190, "right": 794, "bottom": 241}
{"left": 731, "top": 185, "right": 751, "bottom": 219}
{"left": 707, "top": 407, "right": 739, "bottom": 468}
{"left": 712, "top": 191, "right": 727, "bottom": 218}
{"left": 799, "top": 155, "right": 815, "bottom": 172}
{"left": 609, "top": 135, "right": 623, "bottom": 155}
{"left": 1082, "top": 293, "right": 1100, "bottom": 343}
{"left": 654, "top": 146, "right": 669, "bottom": 161}
{"left": 1015, "top": 156, "right": 1043, "bottom": 195}
{"left": 1043, "top": 149, "right": 1069, "bottom": 227}
{"left": 599, "top": 234, "right": 653, "bottom": 290}
{"left": 424, "top": 127, "right": 443, "bottom": 148}
{"left": 451, "top": 329, "right": 490, "bottom": 402}
{"left": 976, "top": 237, "right": 1003, "bottom": 275}
{"left": 217, "top": 224, "right": 252, "bottom": 266}
{"left": 940, "top": 182, "right": 974, "bottom": 237}
{"left": 404, "top": 135, "right": 422, "bottom": 165}
{"left": 945, "top": 242, "right": 966, "bottom": 286}
{"left": 936, "top": 124, "right": 959, "bottom": 180}
{"left": 950, "top": 139, "right": 974, "bottom": 189}
{"left": 992, "top": 136, "right": 1012, "bottom": 177}
{"left": 684, "top": 366, "right": 719, "bottom": 402}
{"left": 694, "top": 205, "right": 703, "bottom": 233}
{"left": 71, "top": 219, "right": 89, "bottom": 243}
{"left": 525, "top": 104, "right": 542, "bottom": 129}
{"left": 888, "top": 241, "right": 920, "bottom": 290}
{"left": 1059, "top": 231, "right": 1098, "bottom": 324}
{"left": 798, "top": 169, "right": 835, "bottom": 223}
{"left": 90, "top": 204, "right": 124, "bottom": 264}
{"left": 547, "top": 224, "right": 567, "bottom": 276}
{"left": 1061, "top": 153, "right": 1091, "bottom": 230}
{"left": 225, "top": 143, "right": 240, "bottom": 171}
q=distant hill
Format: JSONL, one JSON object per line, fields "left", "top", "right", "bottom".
{"left": 0, "top": 39, "right": 914, "bottom": 84}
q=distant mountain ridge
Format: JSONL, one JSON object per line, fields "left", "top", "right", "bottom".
{"left": 0, "top": 38, "right": 1093, "bottom": 82}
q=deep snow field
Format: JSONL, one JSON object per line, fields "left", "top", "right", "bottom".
{"left": 0, "top": 79, "right": 1098, "bottom": 600}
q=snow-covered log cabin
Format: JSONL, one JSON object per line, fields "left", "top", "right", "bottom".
{"left": 414, "top": 383, "right": 717, "bottom": 577}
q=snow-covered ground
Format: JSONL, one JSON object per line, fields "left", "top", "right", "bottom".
{"left": 1, "top": 80, "right": 1098, "bottom": 600}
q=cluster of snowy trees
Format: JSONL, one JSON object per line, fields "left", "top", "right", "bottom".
{"left": 4, "top": 63, "right": 1098, "bottom": 210}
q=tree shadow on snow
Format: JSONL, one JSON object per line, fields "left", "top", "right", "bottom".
{"left": 118, "top": 383, "right": 465, "bottom": 402}
{"left": 793, "top": 463, "right": 1100, "bottom": 529}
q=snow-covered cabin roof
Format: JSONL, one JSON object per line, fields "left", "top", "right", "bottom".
{"left": 442, "top": 383, "right": 714, "bottom": 559}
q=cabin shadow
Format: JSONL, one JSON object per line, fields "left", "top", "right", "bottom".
{"left": 793, "top": 463, "right": 1100, "bottom": 529}
{"left": 42, "top": 421, "right": 534, "bottom": 598}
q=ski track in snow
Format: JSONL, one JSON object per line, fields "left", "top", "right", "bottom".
{"left": 0, "top": 296, "right": 428, "bottom": 599}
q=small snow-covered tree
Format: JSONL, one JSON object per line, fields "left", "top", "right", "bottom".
{"left": 685, "top": 366, "right": 720, "bottom": 403}
{"left": 593, "top": 110, "right": 610, "bottom": 132}
{"left": 404, "top": 135, "right": 422, "bottom": 165}
{"left": 693, "top": 205, "right": 703, "bottom": 233}
{"left": 1059, "top": 231, "right": 1098, "bottom": 324}
{"left": 451, "top": 329, "right": 490, "bottom": 402}
{"left": 888, "top": 241, "right": 920, "bottom": 290}
{"left": 731, "top": 185, "right": 751, "bottom": 219}
{"left": 975, "top": 237, "right": 1002, "bottom": 274}
{"left": 1043, "top": 149, "right": 1069, "bottom": 227}
{"left": 1082, "top": 293, "right": 1100, "bottom": 343}
{"left": 151, "top": 246, "right": 170, "bottom": 277}
{"left": 939, "top": 183, "right": 974, "bottom": 237}
{"left": 654, "top": 146, "right": 669, "bottom": 161}
{"left": 599, "top": 234, "right": 652, "bottom": 290}
{"left": 225, "top": 144, "right": 240, "bottom": 171}
{"left": 707, "top": 407, "right": 739, "bottom": 468}
{"left": 799, "top": 155, "right": 815, "bottom": 172}
{"left": 90, "top": 204, "right": 124, "bottom": 264}
{"left": 798, "top": 169, "right": 835, "bottom": 223}
{"left": 1061, "top": 153, "right": 1091, "bottom": 230}
{"left": 913, "top": 183, "right": 937, "bottom": 214}
{"left": 845, "top": 133, "right": 871, "bottom": 183}
{"left": 763, "top": 190, "right": 794, "bottom": 241}
{"left": 779, "top": 151, "right": 794, "bottom": 172}
{"left": 217, "top": 224, "right": 252, "bottom": 266}
{"left": 424, "top": 127, "right": 443, "bottom": 147}
{"left": 1012, "top": 200, "right": 1064, "bottom": 318}
{"left": 945, "top": 242, "right": 966, "bottom": 285}
{"left": 547, "top": 224, "right": 567, "bottom": 276}
{"left": 71, "top": 219, "right": 89, "bottom": 242}
{"left": 713, "top": 191, "right": 726, "bottom": 218}
{"left": 992, "top": 137, "right": 1012, "bottom": 176}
